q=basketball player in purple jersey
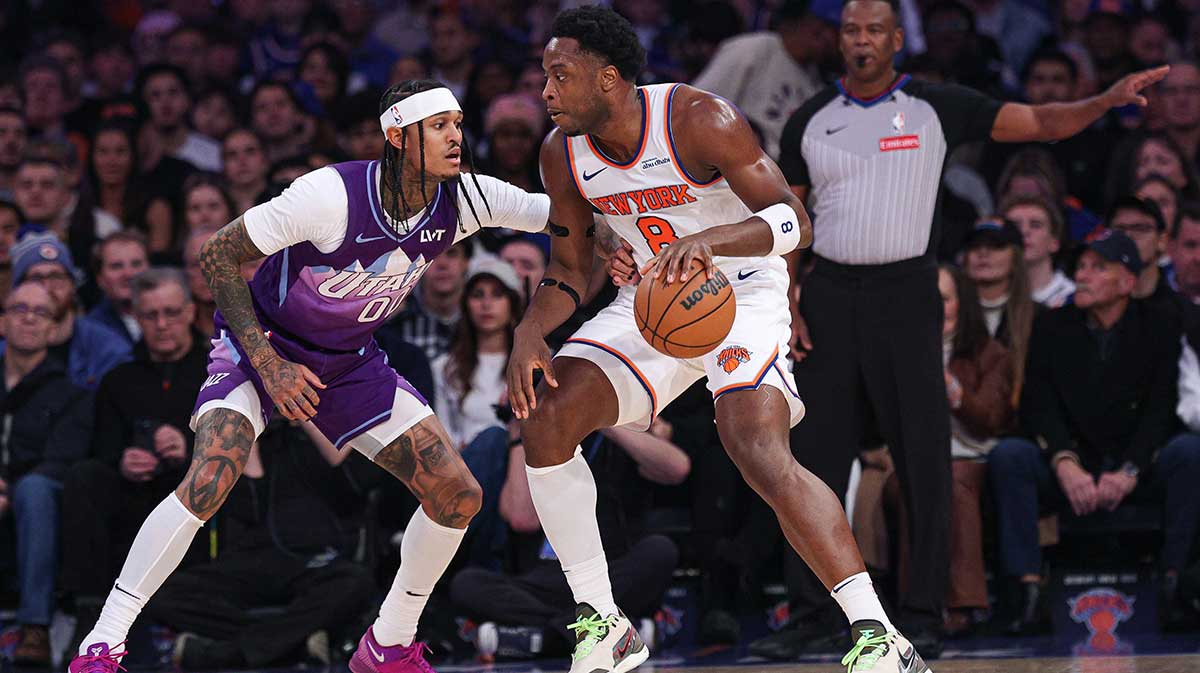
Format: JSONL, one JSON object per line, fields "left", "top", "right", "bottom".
{"left": 68, "top": 81, "right": 550, "bottom": 673}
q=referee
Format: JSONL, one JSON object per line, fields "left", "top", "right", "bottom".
{"left": 758, "top": 0, "right": 1168, "bottom": 657}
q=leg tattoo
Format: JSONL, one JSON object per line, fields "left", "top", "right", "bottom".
{"left": 175, "top": 409, "right": 254, "bottom": 519}
{"left": 373, "top": 421, "right": 481, "bottom": 528}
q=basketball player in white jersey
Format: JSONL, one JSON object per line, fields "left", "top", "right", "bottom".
{"left": 507, "top": 7, "right": 928, "bottom": 673}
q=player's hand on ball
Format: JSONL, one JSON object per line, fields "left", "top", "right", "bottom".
{"left": 507, "top": 326, "right": 558, "bottom": 420}
{"left": 607, "top": 239, "right": 641, "bottom": 287}
{"left": 641, "top": 236, "right": 714, "bottom": 284}
{"left": 260, "top": 355, "right": 325, "bottom": 421}
{"left": 1104, "top": 65, "right": 1169, "bottom": 108}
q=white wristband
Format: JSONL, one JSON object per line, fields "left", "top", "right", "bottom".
{"left": 756, "top": 203, "right": 802, "bottom": 257}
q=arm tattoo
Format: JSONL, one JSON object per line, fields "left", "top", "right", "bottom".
{"left": 176, "top": 408, "right": 254, "bottom": 519}
{"left": 373, "top": 421, "right": 479, "bottom": 527}
{"left": 199, "top": 218, "right": 273, "bottom": 368}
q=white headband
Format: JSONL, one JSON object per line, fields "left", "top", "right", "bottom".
{"left": 379, "top": 88, "right": 462, "bottom": 135}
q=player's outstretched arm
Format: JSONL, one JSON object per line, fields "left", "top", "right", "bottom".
{"left": 992, "top": 65, "right": 1169, "bottom": 143}
{"left": 200, "top": 217, "right": 324, "bottom": 420}
{"left": 506, "top": 129, "right": 596, "bottom": 419}
{"left": 640, "top": 87, "right": 813, "bottom": 284}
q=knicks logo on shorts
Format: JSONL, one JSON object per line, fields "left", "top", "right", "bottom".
{"left": 717, "top": 346, "right": 752, "bottom": 373}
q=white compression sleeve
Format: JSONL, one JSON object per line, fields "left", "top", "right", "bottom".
{"left": 373, "top": 507, "right": 467, "bottom": 647}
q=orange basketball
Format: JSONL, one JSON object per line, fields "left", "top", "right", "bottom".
{"left": 634, "top": 260, "right": 736, "bottom": 358}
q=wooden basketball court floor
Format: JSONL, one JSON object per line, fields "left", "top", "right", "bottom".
{"left": 436, "top": 655, "right": 1200, "bottom": 673}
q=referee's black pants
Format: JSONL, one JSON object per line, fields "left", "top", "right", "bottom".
{"left": 788, "top": 255, "right": 951, "bottom": 629}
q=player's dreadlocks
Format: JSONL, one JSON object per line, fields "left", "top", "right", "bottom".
{"left": 378, "top": 79, "right": 491, "bottom": 234}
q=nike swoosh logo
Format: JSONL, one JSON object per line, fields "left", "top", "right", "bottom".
{"left": 832, "top": 576, "right": 857, "bottom": 593}
{"left": 614, "top": 628, "right": 635, "bottom": 659}
{"left": 737, "top": 269, "right": 760, "bottom": 280}
{"left": 356, "top": 233, "right": 387, "bottom": 244}
{"left": 826, "top": 125, "right": 848, "bottom": 135}
{"left": 582, "top": 167, "right": 607, "bottom": 181}
{"left": 366, "top": 640, "right": 386, "bottom": 663}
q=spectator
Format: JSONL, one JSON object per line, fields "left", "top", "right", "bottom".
{"left": 389, "top": 55, "right": 430, "bottom": 89}
{"left": 1169, "top": 203, "right": 1200, "bottom": 305}
{"left": 247, "top": 0, "right": 311, "bottom": 80}
{"left": 935, "top": 264, "right": 1014, "bottom": 635}
{"left": 379, "top": 239, "right": 472, "bottom": 362}
{"left": 692, "top": 0, "right": 826, "bottom": 158}
{"left": 512, "top": 60, "right": 544, "bottom": 101}
{"left": 450, "top": 426, "right": 684, "bottom": 660}
{"left": 182, "top": 173, "right": 236, "bottom": 242}
{"left": 250, "top": 81, "right": 316, "bottom": 163}
{"left": 989, "top": 230, "right": 1191, "bottom": 634}
{"left": 480, "top": 94, "right": 543, "bottom": 194}
{"left": 1130, "top": 15, "right": 1174, "bottom": 69}
{"left": 0, "top": 201, "right": 22, "bottom": 297}
{"left": 1135, "top": 173, "right": 1181, "bottom": 233}
{"left": 13, "top": 155, "right": 121, "bottom": 258}
{"left": 222, "top": 129, "right": 270, "bottom": 214}
{"left": 1161, "top": 61, "right": 1200, "bottom": 165}
{"left": 87, "top": 231, "right": 150, "bottom": 346}
{"left": 164, "top": 24, "right": 209, "bottom": 91}
{"left": 921, "top": 0, "right": 1010, "bottom": 95}
{"left": 463, "top": 61, "right": 516, "bottom": 140}
{"left": 1106, "top": 195, "right": 1174, "bottom": 309}
{"left": 0, "top": 281, "right": 92, "bottom": 666}
{"left": 7, "top": 234, "right": 131, "bottom": 388}
{"left": 428, "top": 9, "right": 478, "bottom": 102}
{"left": 298, "top": 41, "right": 350, "bottom": 117}
{"left": 962, "top": 0, "right": 1051, "bottom": 75}
{"left": 499, "top": 234, "right": 548, "bottom": 299}
{"left": 182, "top": 230, "right": 215, "bottom": 338}
{"left": 146, "top": 420, "right": 375, "bottom": 671}
{"left": 60, "top": 268, "right": 209, "bottom": 631}
{"left": 137, "top": 64, "right": 221, "bottom": 173}
{"left": 333, "top": 91, "right": 384, "bottom": 162}
{"left": 89, "top": 120, "right": 172, "bottom": 238}
{"left": 266, "top": 156, "right": 312, "bottom": 192}
{"left": 0, "top": 107, "right": 28, "bottom": 200}
{"left": 1002, "top": 195, "right": 1075, "bottom": 308}
{"left": 203, "top": 31, "right": 243, "bottom": 90}
{"left": 41, "top": 30, "right": 96, "bottom": 137}
{"left": 86, "top": 34, "right": 137, "bottom": 114}
{"left": 982, "top": 49, "right": 1117, "bottom": 212}
{"left": 19, "top": 56, "right": 70, "bottom": 141}
{"left": 963, "top": 219, "right": 1036, "bottom": 400}
{"left": 432, "top": 259, "right": 522, "bottom": 451}
{"left": 996, "top": 147, "right": 1101, "bottom": 243}
{"left": 1084, "top": 10, "right": 1137, "bottom": 93}
{"left": 1118, "top": 133, "right": 1200, "bottom": 203}
{"left": 671, "top": 0, "right": 746, "bottom": 82}
{"left": 191, "top": 88, "right": 238, "bottom": 142}
{"left": 329, "top": 0, "right": 398, "bottom": 91}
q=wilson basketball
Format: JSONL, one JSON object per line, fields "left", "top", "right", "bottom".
{"left": 634, "top": 260, "right": 736, "bottom": 358}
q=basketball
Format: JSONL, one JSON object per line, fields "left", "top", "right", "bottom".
{"left": 634, "top": 260, "right": 736, "bottom": 358}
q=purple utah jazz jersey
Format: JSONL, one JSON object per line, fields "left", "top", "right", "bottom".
{"left": 220, "top": 160, "right": 460, "bottom": 352}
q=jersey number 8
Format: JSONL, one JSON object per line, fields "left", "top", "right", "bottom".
{"left": 636, "top": 216, "right": 679, "bottom": 253}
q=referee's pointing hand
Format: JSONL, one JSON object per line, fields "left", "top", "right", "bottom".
{"left": 1104, "top": 65, "right": 1170, "bottom": 108}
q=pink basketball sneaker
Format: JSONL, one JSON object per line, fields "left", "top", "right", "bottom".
{"left": 349, "top": 627, "right": 435, "bottom": 673}
{"left": 68, "top": 642, "right": 125, "bottom": 673}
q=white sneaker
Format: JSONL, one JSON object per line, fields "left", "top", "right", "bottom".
{"left": 566, "top": 604, "right": 649, "bottom": 673}
{"left": 841, "top": 621, "right": 930, "bottom": 673}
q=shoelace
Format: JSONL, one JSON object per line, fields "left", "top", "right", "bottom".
{"left": 392, "top": 642, "right": 433, "bottom": 672}
{"left": 567, "top": 614, "right": 619, "bottom": 661}
{"left": 74, "top": 643, "right": 128, "bottom": 673}
{"left": 840, "top": 631, "right": 895, "bottom": 672}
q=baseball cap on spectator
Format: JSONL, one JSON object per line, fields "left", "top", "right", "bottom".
{"left": 466, "top": 257, "right": 522, "bottom": 295}
{"left": 1106, "top": 194, "right": 1166, "bottom": 232}
{"left": 11, "top": 233, "right": 76, "bottom": 287}
{"left": 965, "top": 218, "right": 1024, "bottom": 249}
{"left": 485, "top": 94, "right": 543, "bottom": 136}
{"left": 1085, "top": 228, "right": 1143, "bottom": 274}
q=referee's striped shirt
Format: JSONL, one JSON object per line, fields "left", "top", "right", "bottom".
{"left": 779, "top": 75, "right": 1003, "bottom": 266}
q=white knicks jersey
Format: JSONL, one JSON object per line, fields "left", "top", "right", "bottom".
{"left": 564, "top": 83, "right": 788, "bottom": 292}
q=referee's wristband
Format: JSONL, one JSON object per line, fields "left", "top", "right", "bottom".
{"left": 755, "top": 203, "right": 802, "bottom": 257}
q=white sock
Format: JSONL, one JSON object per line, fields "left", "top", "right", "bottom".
{"left": 373, "top": 507, "right": 466, "bottom": 647}
{"left": 79, "top": 494, "right": 204, "bottom": 655}
{"left": 831, "top": 572, "right": 894, "bottom": 632}
{"left": 526, "top": 447, "right": 618, "bottom": 616}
